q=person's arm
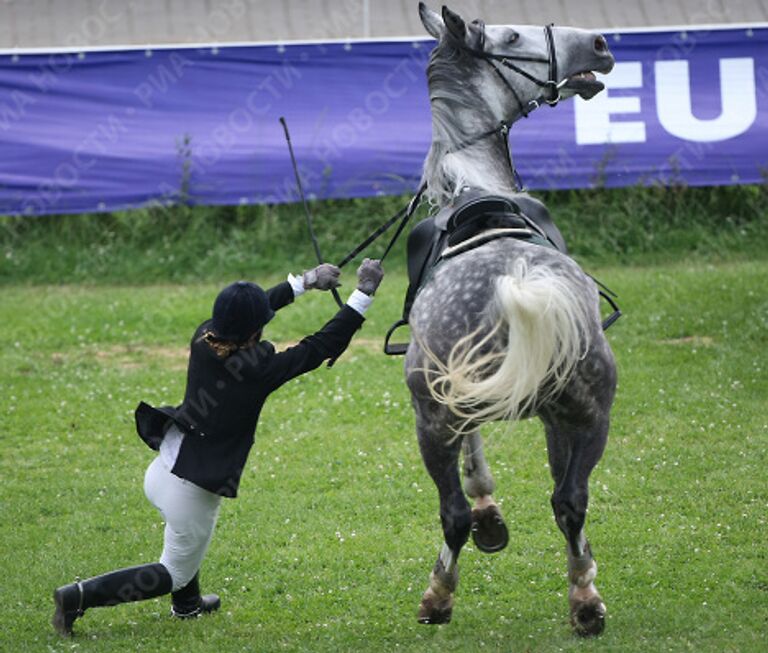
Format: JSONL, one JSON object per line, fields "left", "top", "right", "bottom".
{"left": 262, "top": 259, "right": 383, "bottom": 390}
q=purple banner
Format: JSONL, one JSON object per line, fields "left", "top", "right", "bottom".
{"left": 0, "top": 26, "right": 766, "bottom": 216}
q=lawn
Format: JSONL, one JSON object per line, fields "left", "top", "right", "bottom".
{"left": 1, "top": 261, "right": 766, "bottom": 652}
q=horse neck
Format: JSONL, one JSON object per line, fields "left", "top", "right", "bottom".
{"left": 422, "top": 132, "right": 519, "bottom": 208}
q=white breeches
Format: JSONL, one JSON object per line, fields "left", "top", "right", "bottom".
{"left": 143, "top": 455, "right": 222, "bottom": 591}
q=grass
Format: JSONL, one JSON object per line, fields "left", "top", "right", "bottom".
{"left": 1, "top": 258, "right": 767, "bottom": 652}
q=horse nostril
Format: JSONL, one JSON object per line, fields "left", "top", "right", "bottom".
{"left": 594, "top": 36, "right": 608, "bottom": 53}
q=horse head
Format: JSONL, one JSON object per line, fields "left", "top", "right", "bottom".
{"left": 418, "top": 3, "right": 615, "bottom": 204}
{"left": 419, "top": 3, "right": 614, "bottom": 115}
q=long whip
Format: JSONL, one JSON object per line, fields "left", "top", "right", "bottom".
{"left": 279, "top": 116, "right": 344, "bottom": 309}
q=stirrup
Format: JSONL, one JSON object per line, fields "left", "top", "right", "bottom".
{"left": 384, "top": 319, "right": 410, "bottom": 356}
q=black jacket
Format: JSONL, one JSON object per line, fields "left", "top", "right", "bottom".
{"left": 135, "top": 281, "right": 364, "bottom": 497}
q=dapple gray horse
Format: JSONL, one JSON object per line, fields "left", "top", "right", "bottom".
{"left": 406, "top": 4, "right": 617, "bottom": 636}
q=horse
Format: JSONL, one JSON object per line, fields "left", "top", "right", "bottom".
{"left": 404, "top": 4, "right": 617, "bottom": 637}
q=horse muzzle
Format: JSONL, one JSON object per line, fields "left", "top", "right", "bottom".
{"left": 560, "top": 34, "right": 615, "bottom": 100}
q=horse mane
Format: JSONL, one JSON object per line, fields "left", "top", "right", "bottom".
{"left": 420, "top": 39, "right": 520, "bottom": 208}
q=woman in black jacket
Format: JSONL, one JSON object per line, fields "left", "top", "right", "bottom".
{"left": 52, "top": 259, "right": 384, "bottom": 636}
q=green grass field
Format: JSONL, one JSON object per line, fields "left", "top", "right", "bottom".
{"left": 1, "top": 258, "right": 766, "bottom": 652}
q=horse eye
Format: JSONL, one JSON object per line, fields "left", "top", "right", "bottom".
{"left": 507, "top": 32, "right": 519, "bottom": 45}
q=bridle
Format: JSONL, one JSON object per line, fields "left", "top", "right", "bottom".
{"left": 446, "top": 22, "right": 567, "bottom": 186}
{"left": 468, "top": 22, "right": 562, "bottom": 115}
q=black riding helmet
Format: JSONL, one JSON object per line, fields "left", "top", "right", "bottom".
{"left": 211, "top": 281, "right": 275, "bottom": 343}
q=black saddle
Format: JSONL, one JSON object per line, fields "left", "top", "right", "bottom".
{"left": 385, "top": 188, "right": 567, "bottom": 355}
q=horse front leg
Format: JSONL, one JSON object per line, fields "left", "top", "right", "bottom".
{"left": 462, "top": 432, "right": 509, "bottom": 553}
{"left": 414, "top": 409, "right": 471, "bottom": 625}
{"left": 543, "top": 416, "right": 609, "bottom": 637}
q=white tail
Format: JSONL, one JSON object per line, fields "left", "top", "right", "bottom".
{"left": 424, "top": 258, "right": 593, "bottom": 430}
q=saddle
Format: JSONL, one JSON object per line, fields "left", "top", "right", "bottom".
{"left": 384, "top": 188, "right": 568, "bottom": 355}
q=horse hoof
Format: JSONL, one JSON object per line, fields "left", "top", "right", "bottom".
{"left": 571, "top": 600, "right": 606, "bottom": 637}
{"left": 417, "top": 595, "right": 453, "bottom": 625}
{"left": 471, "top": 505, "right": 509, "bottom": 553}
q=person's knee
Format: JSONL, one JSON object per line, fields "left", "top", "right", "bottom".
{"left": 160, "top": 520, "right": 216, "bottom": 591}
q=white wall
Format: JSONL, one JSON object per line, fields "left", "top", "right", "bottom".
{"left": 1, "top": 0, "right": 766, "bottom": 49}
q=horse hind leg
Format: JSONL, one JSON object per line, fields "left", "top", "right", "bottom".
{"left": 462, "top": 432, "right": 509, "bottom": 553}
{"left": 544, "top": 416, "right": 609, "bottom": 637}
{"left": 412, "top": 403, "right": 472, "bottom": 625}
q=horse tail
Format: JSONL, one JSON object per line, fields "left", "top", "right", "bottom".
{"left": 424, "top": 257, "right": 593, "bottom": 430}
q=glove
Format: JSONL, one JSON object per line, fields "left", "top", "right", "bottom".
{"left": 356, "top": 258, "right": 384, "bottom": 296}
{"left": 302, "top": 263, "right": 341, "bottom": 291}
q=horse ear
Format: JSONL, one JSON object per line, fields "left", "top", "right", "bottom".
{"left": 441, "top": 6, "right": 467, "bottom": 43}
{"left": 441, "top": 6, "right": 484, "bottom": 50}
{"left": 419, "top": 2, "right": 444, "bottom": 39}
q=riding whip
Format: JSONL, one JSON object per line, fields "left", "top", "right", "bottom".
{"left": 279, "top": 116, "right": 344, "bottom": 309}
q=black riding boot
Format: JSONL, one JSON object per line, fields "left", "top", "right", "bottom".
{"left": 52, "top": 562, "right": 172, "bottom": 636}
{"left": 171, "top": 573, "right": 221, "bottom": 618}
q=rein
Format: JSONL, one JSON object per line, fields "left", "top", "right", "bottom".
{"left": 335, "top": 182, "right": 427, "bottom": 268}
{"left": 280, "top": 116, "right": 426, "bottom": 291}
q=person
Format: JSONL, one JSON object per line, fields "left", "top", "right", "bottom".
{"left": 52, "top": 259, "right": 385, "bottom": 637}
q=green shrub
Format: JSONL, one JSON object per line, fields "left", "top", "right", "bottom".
{"left": 1, "top": 183, "right": 766, "bottom": 284}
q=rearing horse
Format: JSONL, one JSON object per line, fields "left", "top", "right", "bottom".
{"left": 406, "top": 4, "right": 617, "bottom": 636}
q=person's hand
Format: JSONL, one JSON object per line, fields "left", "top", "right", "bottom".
{"left": 302, "top": 263, "right": 341, "bottom": 291}
{"left": 356, "top": 258, "right": 384, "bottom": 296}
